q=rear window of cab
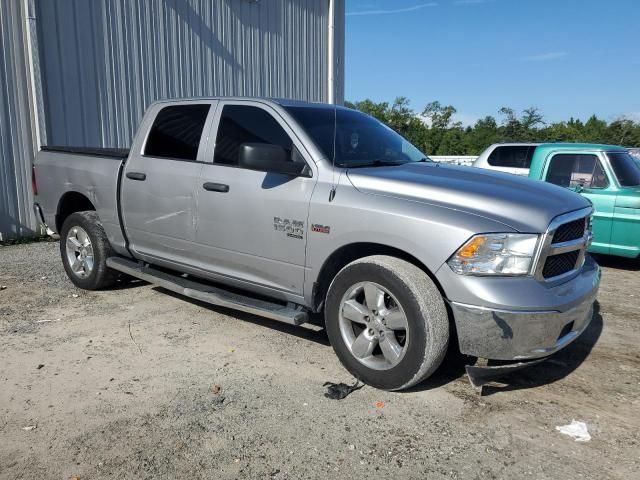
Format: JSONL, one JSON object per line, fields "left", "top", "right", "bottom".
{"left": 487, "top": 146, "right": 535, "bottom": 168}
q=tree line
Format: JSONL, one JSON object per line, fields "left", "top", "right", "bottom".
{"left": 344, "top": 97, "right": 640, "bottom": 156}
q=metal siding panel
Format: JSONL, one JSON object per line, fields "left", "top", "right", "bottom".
{"left": 36, "top": 0, "right": 334, "bottom": 149}
{"left": 0, "top": 0, "right": 345, "bottom": 238}
{"left": 0, "top": 0, "right": 38, "bottom": 240}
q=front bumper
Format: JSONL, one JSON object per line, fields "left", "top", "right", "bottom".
{"left": 446, "top": 257, "right": 600, "bottom": 361}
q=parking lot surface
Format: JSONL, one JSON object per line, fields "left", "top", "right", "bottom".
{"left": 1, "top": 241, "right": 639, "bottom": 479}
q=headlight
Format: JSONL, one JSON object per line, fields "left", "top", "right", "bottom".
{"left": 448, "top": 233, "right": 539, "bottom": 276}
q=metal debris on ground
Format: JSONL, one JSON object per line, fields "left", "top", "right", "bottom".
{"left": 22, "top": 425, "right": 37, "bottom": 431}
{"left": 36, "top": 318, "right": 62, "bottom": 324}
{"left": 556, "top": 420, "right": 591, "bottom": 442}
{"left": 323, "top": 380, "right": 363, "bottom": 400}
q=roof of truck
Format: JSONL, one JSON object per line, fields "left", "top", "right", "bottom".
{"left": 151, "top": 96, "right": 349, "bottom": 110}
{"left": 271, "top": 98, "right": 347, "bottom": 108}
{"left": 535, "top": 143, "right": 627, "bottom": 152}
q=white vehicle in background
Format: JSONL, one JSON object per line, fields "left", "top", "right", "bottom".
{"left": 473, "top": 143, "right": 540, "bottom": 176}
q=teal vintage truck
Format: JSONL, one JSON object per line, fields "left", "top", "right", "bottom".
{"left": 528, "top": 143, "right": 640, "bottom": 258}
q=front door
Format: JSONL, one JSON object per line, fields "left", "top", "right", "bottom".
{"left": 194, "top": 101, "right": 317, "bottom": 297}
{"left": 543, "top": 152, "right": 614, "bottom": 254}
{"left": 121, "top": 101, "right": 216, "bottom": 266}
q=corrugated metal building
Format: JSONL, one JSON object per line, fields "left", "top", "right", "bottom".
{"left": 0, "top": 0, "right": 345, "bottom": 241}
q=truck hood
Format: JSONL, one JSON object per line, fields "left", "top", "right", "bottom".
{"left": 346, "top": 162, "right": 590, "bottom": 233}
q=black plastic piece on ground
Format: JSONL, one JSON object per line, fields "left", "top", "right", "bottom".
{"left": 466, "top": 358, "right": 546, "bottom": 389}
{"left": 323, "top": 380, "right": 363, "bottom": 400}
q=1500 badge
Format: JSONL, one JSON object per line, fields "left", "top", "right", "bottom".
{"left": 274, "top": 217, "right": 304, "bottom": 239}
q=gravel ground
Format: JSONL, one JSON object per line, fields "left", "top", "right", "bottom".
{"left": 1, "top": 241, "right": 639, "bottom": 479}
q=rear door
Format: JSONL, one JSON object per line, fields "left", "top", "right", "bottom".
{"left": 193, "top": 100, "right": 317, "bottom": 297}
{"left": 121, "top": 101, "right": 217, "bottom": 265}
{"left": 543, "top": 151, "right": 615, "bottom": 254}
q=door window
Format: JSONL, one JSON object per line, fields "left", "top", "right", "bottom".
{"left": 214, "top": 105, "right": 305, "bottom": 167}
{"left": 487, "top": 146, "right": 534, "bottom": 168}
{"left": 607, "top": 151, "right": 640, "bottom": 187}
{"left": 144, "top": 104, "right": 210, "bottom": 161}
{"left": 546, "top": 154, "right": 609, "bottom": 189}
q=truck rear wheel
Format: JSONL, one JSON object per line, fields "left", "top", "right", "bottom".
{"left": 60, "top": 211, "right": 118, "bottom": 290}
{"left": 325, "top": 255, "right": 449, "bottom": 391}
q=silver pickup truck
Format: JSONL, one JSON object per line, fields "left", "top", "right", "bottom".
{"left": 34, "top": 98, "right": 600, "bottom": 390}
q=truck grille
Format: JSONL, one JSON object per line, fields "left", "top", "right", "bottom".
{"left": 535, "top": 208, "right": 592, "bottom": 281}
{"left": 542, "top": 251, "right": 580, "bottom": 278}
{"left": 552, "top": 218, "right": 587, "bottom": 244}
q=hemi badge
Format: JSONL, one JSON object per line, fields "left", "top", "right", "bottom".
{"left": 311, "top": 224, "right": 330, "bottom": 234}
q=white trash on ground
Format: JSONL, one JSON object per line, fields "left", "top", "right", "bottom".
{"left": 556, "top": 420, "right": 591, "bottom": 442}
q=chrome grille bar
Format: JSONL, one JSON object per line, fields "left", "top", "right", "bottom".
{"left": 533, "top": 207, "right": 593, "bottom": 283}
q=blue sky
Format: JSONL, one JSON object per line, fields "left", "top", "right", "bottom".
{"left": 345, "top": 0, "right": 640, "bottom": 125}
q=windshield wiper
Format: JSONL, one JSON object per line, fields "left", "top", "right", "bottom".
{"left": 342, "top": 159, "right": 408, "bottom": 168}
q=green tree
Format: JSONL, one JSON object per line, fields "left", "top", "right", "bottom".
{"left": 607, "top": 118, "right": 640, "bottom": 146}
{"left": 345, "top": 98, "right": 640, "bottom": 155}
{"left": 466, "top": 116, "right": 499, "bottom": 154}
{"left": 582, "top": 115, "right": 609, "bottom": 143}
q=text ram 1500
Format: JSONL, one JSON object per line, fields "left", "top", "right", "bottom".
{"left": 34, "top": 98, "right": 600, "bottom": 390}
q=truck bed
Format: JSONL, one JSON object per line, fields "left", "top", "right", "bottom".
{"left": 41, "top": 146, "right": 129, "bottom": 159}
{"left": 35, "top": 145, "right": 129, "bottom": 254}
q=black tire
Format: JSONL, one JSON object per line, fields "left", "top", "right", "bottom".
{"left": 60, "top": 211, "right": 118, "bottom": 290}
{"left": 325, "top": 255, "right": 449, "bottom": 391}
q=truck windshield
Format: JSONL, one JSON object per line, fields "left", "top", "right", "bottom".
{"left": 284, "top": 105, "right": 430, "bottom": 168}
{"left": 607, "top": 151, "right": 640, "bottom": 187}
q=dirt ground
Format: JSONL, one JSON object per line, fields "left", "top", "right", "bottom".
{"left": 1, "top": 241, "right": 639, "bottom": 479}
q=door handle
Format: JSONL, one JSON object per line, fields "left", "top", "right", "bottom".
{"left": 126, "top": 172, "right": 146, "bottom": 181}
{"left": 203, "top": 182, "right": 229, "bottom": 193}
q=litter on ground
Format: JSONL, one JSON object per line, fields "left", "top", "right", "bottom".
{"left": 323, "top": 380, "right": 363, "bottom": 400}
{"left": 556, "top": 420, "right": 591, "bottom": 442}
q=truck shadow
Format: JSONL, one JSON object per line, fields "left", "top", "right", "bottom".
{"left": 476, "top": 301, "right": 603, "bottom": 396}
{"left": 407, "top": 302, "right": 603, "bottom": 394}
{"left": 118, "top": 279, "right": 602, "bottom": 395}
{"left": 108, "top": 277, "right": 148, "bottom": 291}
{"left": 591, "top": 254, "right": 640, "bottom": 271}
{"left": 155, "top": 287, "right": 331, "bottom": 346}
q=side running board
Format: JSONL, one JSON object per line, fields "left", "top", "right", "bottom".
{"left": 106, "top": 257, "right": 308, "bottom": 326}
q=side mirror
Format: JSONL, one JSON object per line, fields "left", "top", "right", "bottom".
{"left": 238, "top": 143, "right": 307, "bottom": 176}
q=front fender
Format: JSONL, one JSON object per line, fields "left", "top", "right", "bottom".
{"left": 304, "top": 181, "right": 515, "bottom": 304}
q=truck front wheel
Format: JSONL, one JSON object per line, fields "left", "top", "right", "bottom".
{"left": 60, "top": 211, "right": 118, "bottom": 290}
{"left": 325, "top": 255, "right": 449, "bottom": 391}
